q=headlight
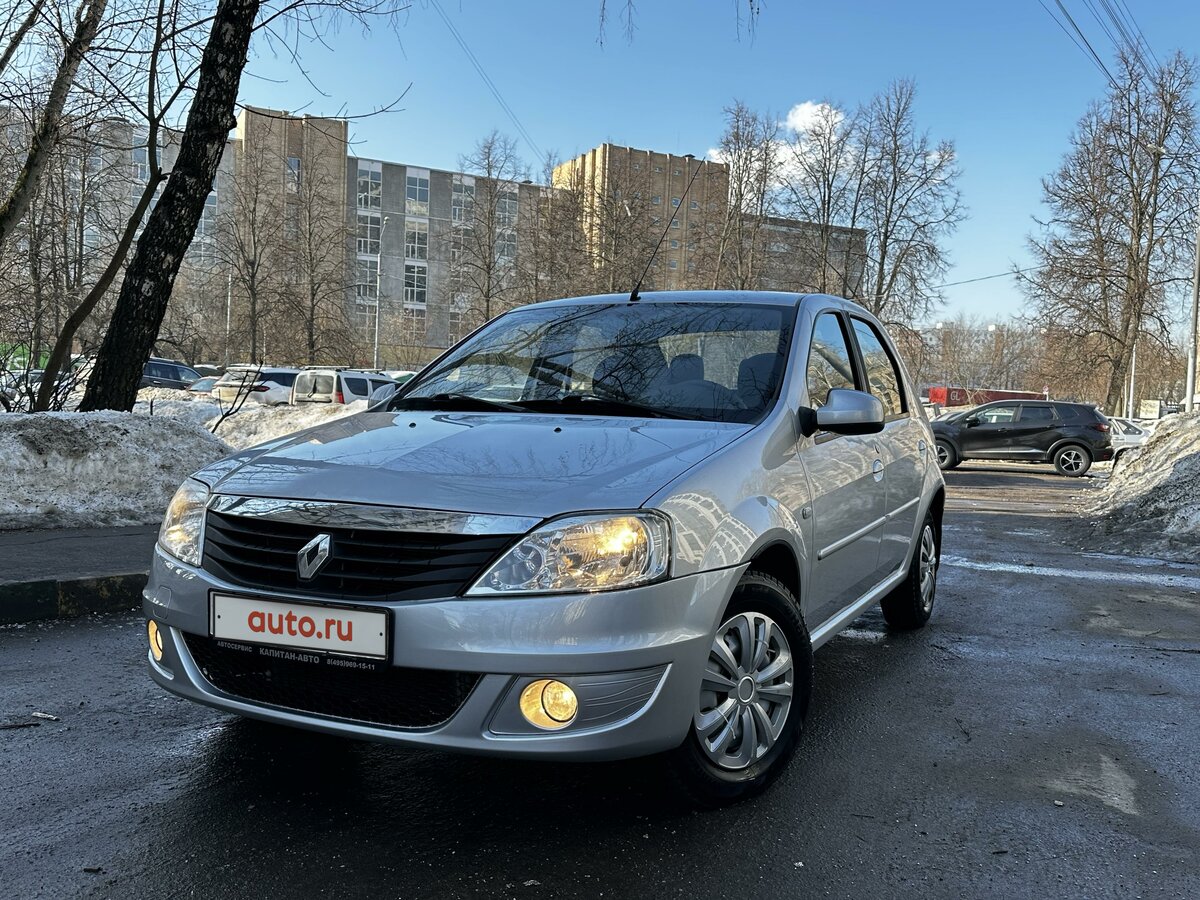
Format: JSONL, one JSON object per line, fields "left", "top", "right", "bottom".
{"left": 158, "top": 479, "right": 209, "bottom": 566}
{"left": 466, "top": 512, "right": 671, "bottom": 596}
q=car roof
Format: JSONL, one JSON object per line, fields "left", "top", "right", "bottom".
{"left": 521, "top": 290, "right": 868, "bottom": 313}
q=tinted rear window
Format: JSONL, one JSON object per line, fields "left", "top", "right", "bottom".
{"left": 295, "top": 372, "right": 335, "bottom": 395}
{"left": 343, "top": 376, "right": 369, "bottom": 396}
{"left": 267, "top": 372, "right": 297, "bottom": 387}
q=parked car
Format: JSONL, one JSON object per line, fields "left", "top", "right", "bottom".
{"left": 212, "top": 366, "right": 299, "bottom": 406}
{"left": 1108, "top": 417, "right": 1151, "bottom": 460}
{"left": 140, "top": 358, "right": 202, "bottom": 391}
{"left": 931, "top": 400, "right": 1113, "bottom": 476}
{"left": 291, "top": 368, "right": 397, "bottom": 405}
{"left": 384, "top": 369, "right": 418, "bottom": 385}
{"left": 146, "top": 291, "right": 945, "bottom": 804}
{"left": 187, "top": 376, "right": 219, "bottom": 396}
{"left": 1, "top": 370, "right": 43, "bottom": 410}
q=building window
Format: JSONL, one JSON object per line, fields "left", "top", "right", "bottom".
{"left": 356, "top": 257, "right": 379, "bottom": 303}
{"left": 405, "top": 219, "right": 428, "bottom": 260}
{"left": 670, "top": 219, "right": 680, "bottom": 229}
{"left": 447, "top": 310, "right": 464, "bottom": 346}
{"left": 286, "top": 157, "right": 301, "bottom": 193}
{"left": 357, "top": 161, "right": 382, "bottom": 210}
{"left": 452, "top": 177, "right": 475, "bottom": 224}
{"left": 654, "top": 165, "right": 663, "bottom": 173}
{"left": 652, "top": 195, "right": 662, "bottom": 205}
{"left": 404, "top": 263, "right": 427, "bottom": 304}
{"left": 669, "top": 239, "right": 680, "bottom": 249}
{"left": 671, "top": 197, "right": 681, "bottom": 207}
{"left": 687, "top": 261, "right": 696, "bottom": 272}
{"left": 495, "top": 229, "right": 517, "bottom": 261}
{"left": 356, "top": 212, "right": 381, "bottom": 255}
{"left": 632, "top": 162, "right": 641, "bottom": 171}
{"left": 402, "top": 306, "right": 426, "bottom": 339}
{"left": 668, "top": 259, "right": 678, "bottom": 269}
{"left": 406, "top": 172, "right": 430, "bottom": 216}
{"left": 285, "top": 203, "right": 299, "bottom": 238}
{"left": 497, "top": 188, "right": 519, "bottom": 229}
{"left": 673, "top": 167, "right": 682, "bottom": 176}
{"left": 689, "top": 199, "right": 699, "bottom": 210}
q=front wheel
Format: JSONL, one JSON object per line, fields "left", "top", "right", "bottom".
{"left": 935, "top": 439, "right": 959, "bottom": 470}
{"left": 880, "top": 511, "right": 939, "bottom": 630}
{"left": 668, "top": 572, "right": 813, "bottom": 806}
{"left": 1053, "top": 444, "right": 1092, "bottom": 476}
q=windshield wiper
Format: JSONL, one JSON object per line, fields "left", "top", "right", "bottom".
{"left": 388, "top": 392, "right": 528, "bottom": 413}
{"left": 516, "top": 394, "right": 688, "bottom": 420}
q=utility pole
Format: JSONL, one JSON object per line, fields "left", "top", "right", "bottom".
{"left": 372, "top": 216, "right": 389, "bottom": 370}
{"left": 1186, "top": 199, "right": 1199, "bottom": 412}
{"left": 224, "top": 269, "right": 232, "bottom": 368}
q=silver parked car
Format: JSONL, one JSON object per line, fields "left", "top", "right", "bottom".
{"left": 1108, "top": 416, "right": 1151, "bottom": 461}
{"left": 145, "top": 292, "right": 945, "bottom": 803}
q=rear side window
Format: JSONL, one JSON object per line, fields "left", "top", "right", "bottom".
{"left": 369, "top": 379, "right": 393, "bottom": 393}
{"left": 850, "top": 318, "right": 906, "bottom": 418}
{"left": 342, "top": 376, "right": 369, "bottom": 396}
{"left": 807, "top": 313, "right": 857, "bottom": 407}
{"left": 1019, "top": 405, "right": 1056, "bottom": 422}
{"left": 146, "top": 362, "right": 174, "bottom": 379}
{"left": 267, "top": 372, "right": 297, "bottom": 387}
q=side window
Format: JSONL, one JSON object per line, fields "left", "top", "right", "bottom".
{"left": 806, "top": 313, "right": 857, "bottom": 407}
{"left": 1018, "top": 405, "right": 1055, "bottom": 422}
{"left": 976, "top": 404, "right": 1018, "bottom": 424}
{"left": 147, "top": 362, "right": 173, "bottom": 379}
{"left": 343, "top": 376, "right": 369, "bottom": 396}
{"left": 850, "top": 318, "right": 906, "bottom": 418}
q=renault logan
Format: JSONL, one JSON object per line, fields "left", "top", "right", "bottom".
{"left": 145, "top": 291, "right": 945, "bottom": 803}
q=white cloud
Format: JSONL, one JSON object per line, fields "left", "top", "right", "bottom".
{"left": 784, "top": 101, "right": 843, "bottom": 136}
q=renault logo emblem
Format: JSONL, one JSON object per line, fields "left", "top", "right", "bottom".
{"left": 297, "top": 534, "right": 332, "bottom": 581}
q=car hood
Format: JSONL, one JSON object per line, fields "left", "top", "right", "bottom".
{"left": 195, "top": 411, "right": 750, "bottom": 520}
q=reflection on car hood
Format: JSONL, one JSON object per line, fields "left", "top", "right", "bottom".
{"left": 194, "top": 412, "right": 750, "bottom": 519}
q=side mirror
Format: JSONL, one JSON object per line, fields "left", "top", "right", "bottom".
{"left": 814, "top": 388, "right": 885, "bottom": 435}
{"left": 963, "top": 417, "right": 979, "bottom": 428}
{"left": 367, "top": 382, "right": 399, "bottom": 411}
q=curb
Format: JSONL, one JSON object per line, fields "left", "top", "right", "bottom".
{"left": 0, "top": 573, "right": 148, "bottom": 625}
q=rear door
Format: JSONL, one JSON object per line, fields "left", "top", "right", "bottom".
{"left": 849, "top": 316, "right": 926, "bottom": 576}
{"left": 1012, "top": 403, "right": 1061, "bottom": 456}
{"left": 958, "top": 403, "right": 1019, "bottom": 457}
{"left": 797, "top": 311, "right": 888, "bottom": 627}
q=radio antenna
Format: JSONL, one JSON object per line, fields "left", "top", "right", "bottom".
{"left": 630, "top": 153, "right": 703, "bottom": 303}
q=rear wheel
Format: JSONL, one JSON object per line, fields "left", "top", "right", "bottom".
{"left": 881, "top": 511, "right": 939, "bottom": 630}
{"left": 935, "top": 439, "right": 959, "bottom": 470}
{"left": 1053, "top": 444, "right": 1092, "bottom": 477}
{"left": 669, "top": 572, "right": 812, "bottom": 806}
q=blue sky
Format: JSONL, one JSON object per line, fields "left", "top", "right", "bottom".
{"left": 244, "top": 0, "right": 1199, "bottom": 323}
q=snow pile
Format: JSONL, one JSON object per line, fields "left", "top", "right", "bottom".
{"left": 1097, "top": 412, "right": 1200, "bottom": 547}
{"left": 206, "top": 400, "right": 369, "bottom": 450}
{"left": 0, "top": 412, "right": 231, "bottom": 530}
{"left": 134, "top": 387, "right": 222, "bottom": 427}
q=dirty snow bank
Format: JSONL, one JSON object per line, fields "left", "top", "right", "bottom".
{"left": 0, "top": 412, "right": 231, "bottom": 530}
{"left": 206, "top": 400, "right": 369, "bottom": 449}
{"left": 134, "top": 387, "right": 222, "bottom": 426}
{"left": 1093, "top": 413, "right": 1200, "bottom": 557}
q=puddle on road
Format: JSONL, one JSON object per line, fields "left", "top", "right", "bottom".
{"left": 1045, "top": 753, "right": 1140, "bottom": 816}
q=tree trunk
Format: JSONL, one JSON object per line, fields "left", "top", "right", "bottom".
{"left": 80, "top": 0, "right": 259, "bottom": 411}
{"left": 0, "top": 0, "right": 106, "bottom": 247}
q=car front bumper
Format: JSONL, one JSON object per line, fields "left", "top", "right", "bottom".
{"left": 143, "top": 547, "right": 742, "bottom": 761}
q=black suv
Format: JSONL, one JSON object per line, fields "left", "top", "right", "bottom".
{"left": 931, "top": 400, "right": 1114, "bottom": 476}
{"left": 140, "top": 357, "right": 201, "bottom": 391}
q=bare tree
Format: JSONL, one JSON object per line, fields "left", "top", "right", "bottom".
{"left": 1022, "top": 51, "right": 1199, "bottom": 413}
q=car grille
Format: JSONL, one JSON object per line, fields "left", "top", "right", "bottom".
{"left": 184, "top": 634, "right": 480, "bottom": 729}
{"left": 202, "top": 510, "right": 517, "bottom": 601}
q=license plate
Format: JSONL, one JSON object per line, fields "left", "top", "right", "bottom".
{"left": 210, "top": 593, "right": 388, "bottom": 660}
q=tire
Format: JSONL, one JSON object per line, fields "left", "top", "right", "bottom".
{"left": 880, "top": 511, "right": 939, "bottom": 630}
{"left": 1053, "top": 444, "right": 1092, "bottom": 477}
{"left": 935, "top": 439, "right": 959, "bottom": 470}
{"left": 668, "top": 572, "right": 813, "bottom": 807}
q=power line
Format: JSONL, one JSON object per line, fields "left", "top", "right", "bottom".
{"left": 1037, "top": 0, "right": 1121, "bottom": 91}
{"left": 428, "top": 0, "right": 544, "bottom": 162}
{"left": 937, "top": 266, "right": 1046, "bottom": 289}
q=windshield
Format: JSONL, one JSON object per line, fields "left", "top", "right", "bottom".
{"left": 396, "top": 302, "right": 794, "bottom": 423}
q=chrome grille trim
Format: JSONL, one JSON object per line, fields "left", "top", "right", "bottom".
{"left": 207, "top": 495, "right": 539, "bottom": 536}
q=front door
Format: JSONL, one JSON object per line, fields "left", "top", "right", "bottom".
{"left": 797, "top": 312, "right": 887, "bottom": 628}
{"left": 959, "top": 402, "right": 1020, "bottom": 458}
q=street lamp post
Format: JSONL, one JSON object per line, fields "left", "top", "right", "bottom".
{"left": 372, "top": 216, "right": 389, "bottom": 370}
{"left": 1186, "top": 199, "right": 1200, "bottom": 412}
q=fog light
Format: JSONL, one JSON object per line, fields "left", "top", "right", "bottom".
{"left": 518, "top": 679, "right": 578, "bottom": 730}
{"left": 147, "top": 619, "right": 164, "bottom": 662}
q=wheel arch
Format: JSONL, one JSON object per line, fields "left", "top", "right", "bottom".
{"left": 743, "top": 541, "right": 802, "bottom": 613}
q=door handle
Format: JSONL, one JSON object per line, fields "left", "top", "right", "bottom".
{"left": 872, "top": 458, "right": 884, "bottom": 482}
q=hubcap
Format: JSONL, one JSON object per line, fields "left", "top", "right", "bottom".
{"left": 694, "top": 611, "right": 794, "bottom": 771}
{"left": 936, "top": 443, "right": 949, "bottom": 467}
{"left": 918, "top": 524, "right": 937, "bottom": 613}
{"left": 1060, "top": 449, "right": 1085, "bottom": 473}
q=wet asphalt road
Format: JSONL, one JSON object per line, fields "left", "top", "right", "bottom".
{"left": 2, "top": 463, "right": 1199, "bottom": 899}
